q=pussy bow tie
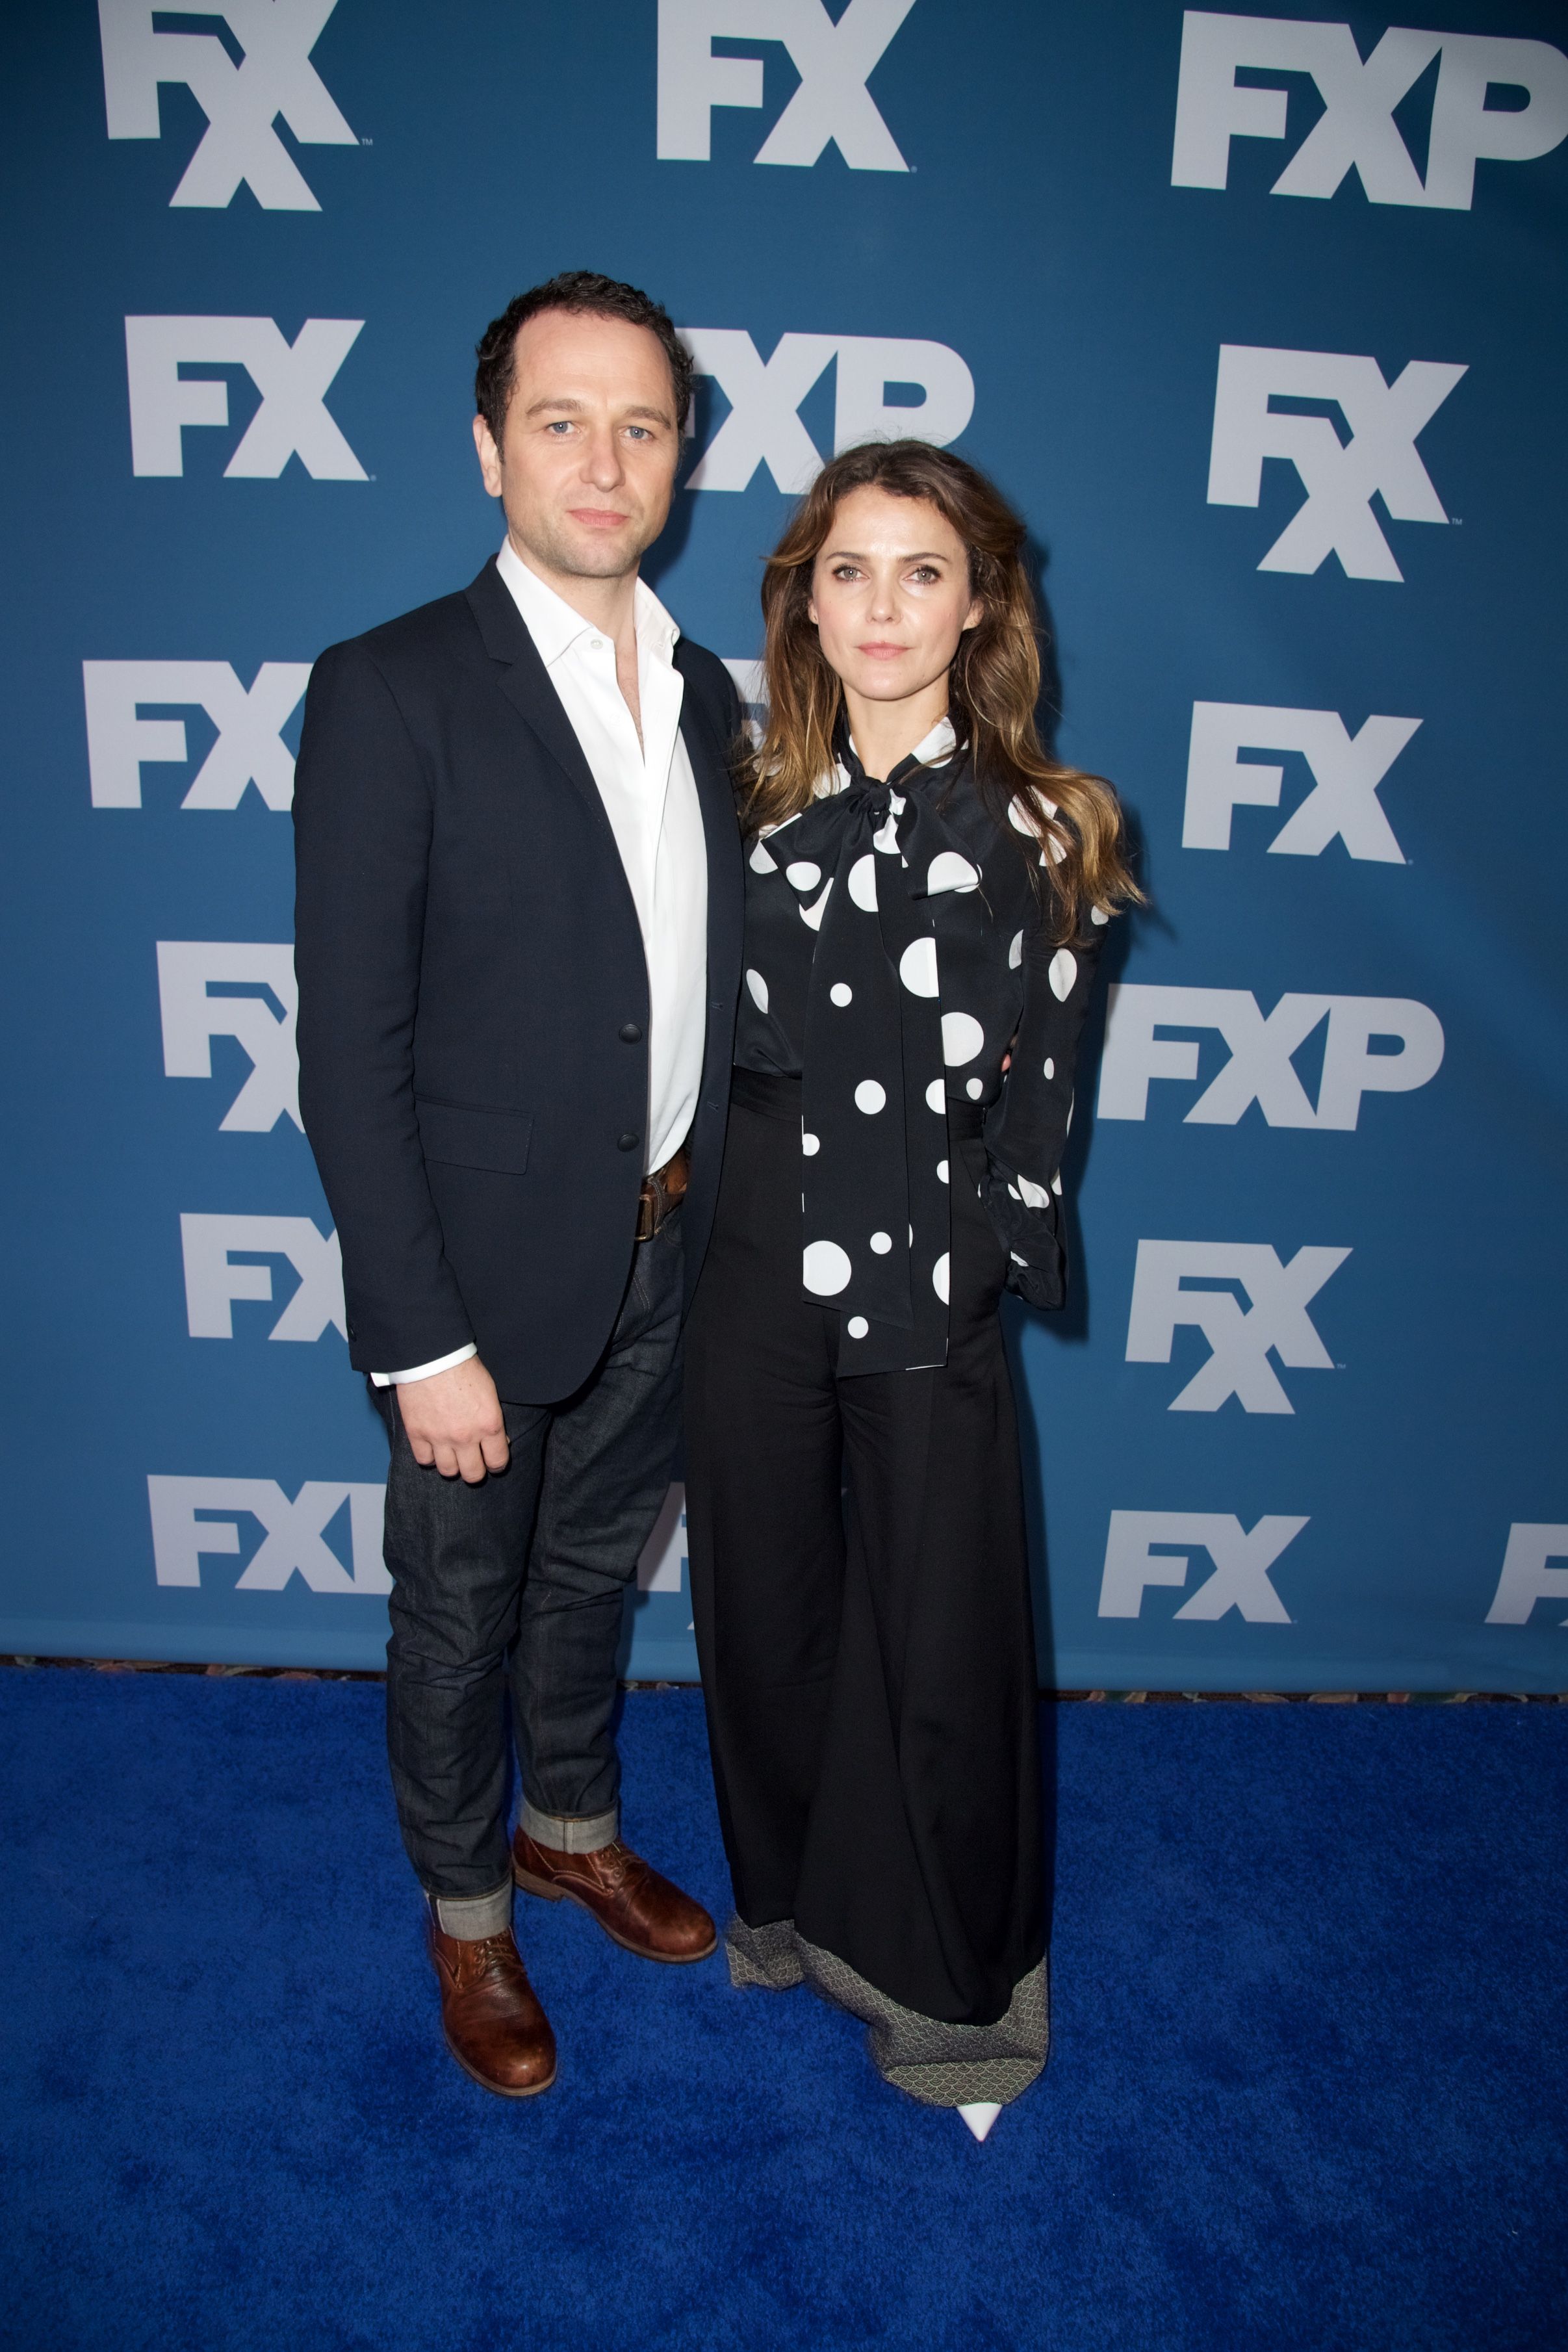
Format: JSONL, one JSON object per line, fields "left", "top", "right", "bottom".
{"left": 754, "top": 753, "right": 987, "bottom": 1375}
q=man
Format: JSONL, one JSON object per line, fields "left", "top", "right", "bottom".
{"left": 293, "top": 273, "right": 743, "bottom": 2097}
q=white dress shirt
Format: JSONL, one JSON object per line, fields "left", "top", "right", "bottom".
{"left": 372, "top": 542, "right": 709, "bottom": 1387}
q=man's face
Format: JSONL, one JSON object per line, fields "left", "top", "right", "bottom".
{"left": 473, "top": 309, "right": 682, "bottom": 584}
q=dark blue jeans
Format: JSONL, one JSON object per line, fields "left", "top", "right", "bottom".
{"left": 376, "top": 1211, "right": 684, "bottom": 1922}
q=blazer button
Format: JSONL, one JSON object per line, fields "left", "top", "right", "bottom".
{"left": 617, "top": 1131, "right": 641, "bottom": 1152}
{"left": 619, "top": 1022, "right": 643, "bottom": 1043}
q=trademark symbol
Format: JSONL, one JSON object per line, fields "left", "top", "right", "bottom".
{"left": 1336, "top": 1362, "right": 1346, "bottom": 1371}
{"left": 360, "top": 136, "right": 372, "bottom": 146}
{"left": 1450, "top": 515, "right": 1462, "bottom": 525}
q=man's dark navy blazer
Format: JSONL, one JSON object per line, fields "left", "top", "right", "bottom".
{"left": 292, "top": 555, "right": 745, "bottom": 1404}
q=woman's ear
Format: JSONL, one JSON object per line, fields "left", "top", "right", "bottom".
{"left": 806, "top": 601, "right": 819, "bottom": 627}
{"left": 962, "top": 597, "right": 984, "bottom": 633}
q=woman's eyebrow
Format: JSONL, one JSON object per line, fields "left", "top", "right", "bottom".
{"left": 822, "top": 547, "right": 950, "bottom": 563}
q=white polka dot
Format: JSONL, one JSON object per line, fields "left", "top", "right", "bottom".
{"left": 1010, "top": 1251, "right": 1028, "bottom": 1266}
{"left": 749, "top": 840, "right": 777, "bottom": 874}
{"left": 1046, "top": 835, "right": 1067, "bottom": 866}
{"left": 925, "top": 1080, "right": 945, "bottom": 1113}
{"left": 785, "top": 860, "right": 821, "bottom": 892}
{"left": 926, "top": 850, "right": 980, "bottom": 894}
{"left": 1008, "top": 929, "right": 1023, "bottom": 970}
{"left": 846, "top": 1315, "right": 869, "bottom": 1339}
{"left": 803, "top": 1240, "right": 852, "bottom": 1296}
{"left": 942, "top": 1011, "right": 984, "bottom": 1065}
{"left": 847, "top": 854, "right": 878, "bottom": 911}
{"left": 829, "top": 981, "right": 853, "bottom": 1007}
{"left": 1065, "top": 1092, "right": 1075, "bottom": 1137}
{"left": 869, "top": 1231, "right": 892, "bottom": 1254}
{"left": 854, "top": 1079, "right": 886, "bottom": 1115}
{"left": 745, "top": 968, "right": 769, "bottom": 1013}
{"left": 1052, "top": 1172, "right": 1063, "bottom": 1196}
{"left": 801, "top": 1131, "right": 820, "bottom": 1156}
{"left": 1091, "top": 903, "right": 1110, "bottom": 926}
{"left": 898, "top": 937, "right": 938, "bottom": 998}
{"left": 1007, "top": 1182, "right": 1020, "bottom": 1199}
{"left": 1048, "top": 948, "right": 1078, "bottom": 1002}
{"left": 1007, "top": 799, "right": 1036, "bottom": 838}
{"left": 1042, "top": 1057, "right": 1054, "bottom": 1081}
{"left": 932, "top": 1253, "right": 950, "bottom": 1304}
{"left": 801, "top": 879, "right": 833, "bottom": 930}
{"left": 872, "top": 810, "right": 901, "bottom": 855}
{"left": 936, "top": 1159, "right": 949, "bottom": 1185}
{"left": 1018, "top": 1174, "right": 1051, "bottom": 1209}
{"left": 966, "top": 1078, "right": 984, "bottom": 1100}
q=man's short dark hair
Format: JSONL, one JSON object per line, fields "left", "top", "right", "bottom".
{"left": 474, "top": 271, "right": 694, "bottom": 443}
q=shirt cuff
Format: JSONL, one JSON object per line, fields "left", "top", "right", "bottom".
{"left": 369, "top": 1343, "right": 478, "bottom": 1389}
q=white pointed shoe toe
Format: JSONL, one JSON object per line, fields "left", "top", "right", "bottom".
{"left": 958, "top": 2100, "right": 1001, "bottom": 2142}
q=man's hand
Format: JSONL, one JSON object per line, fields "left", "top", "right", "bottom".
{"left": 397, "top": 1356, "right": 509, "bottom": 1482}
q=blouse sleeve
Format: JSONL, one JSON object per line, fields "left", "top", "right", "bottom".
{"left": 980, "top": 896, "right": 1107, "bottom": 1310}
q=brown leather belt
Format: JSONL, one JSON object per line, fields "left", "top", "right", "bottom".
{"left": 636, "top": 1142, "right": 690, "bottom": 1242}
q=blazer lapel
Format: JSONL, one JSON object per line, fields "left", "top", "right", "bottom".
{"left": 675, "top": 640, "right": 745, "bottom": 1022}
{"left": 463, "top": 558, "right": 610, "bottom": 829}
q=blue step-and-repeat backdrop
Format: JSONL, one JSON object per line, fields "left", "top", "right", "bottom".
{"left": 3, "top": 2, "right": 1565, "bottom": 1688}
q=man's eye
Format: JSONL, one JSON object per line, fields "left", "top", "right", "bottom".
{"left": 625, "top": 426, "right": 651, "bottom": 441}
{"left": 545, "top": 420, "right": 574, "bottom": 435}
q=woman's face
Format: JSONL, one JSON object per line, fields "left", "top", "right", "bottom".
{"left": 807, "top": 487, "right": 981, "bottom": 710}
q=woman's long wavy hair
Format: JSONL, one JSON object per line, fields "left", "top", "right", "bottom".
{"left": 742, "top": 439, "right": 1141, "bottom": 939}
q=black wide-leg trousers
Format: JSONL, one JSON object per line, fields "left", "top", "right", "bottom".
{"left": 685, "top": 1080, "right": 1045, "bottom": 2035}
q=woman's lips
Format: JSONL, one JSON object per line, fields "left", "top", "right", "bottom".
{"left": 857, "top": 641, "right": 908, "bottom": 658}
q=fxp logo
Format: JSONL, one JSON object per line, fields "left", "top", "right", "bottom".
{"left": 98, "top": 0, "right": 357, "bottom": 210}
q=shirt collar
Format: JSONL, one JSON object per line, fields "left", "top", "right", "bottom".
{"left": 835, "top": 711, "right": 962, "bottom": 794}
{"left": 495, "top": 538, "right": 680, "bottom": 671}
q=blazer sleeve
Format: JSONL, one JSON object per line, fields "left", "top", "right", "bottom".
{"left": 292, "top": 641, "right": 475, "bottom": 1373}
{"left": 980, "top": 896, "right": 1107, "bottom": 1311}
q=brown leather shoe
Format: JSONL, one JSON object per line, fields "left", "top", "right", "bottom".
{"left": 512, "top": 1828, "right": 718, "bottom": 1964}
{"left": 430, "top": 1923, "right": 556, "bottom": 2098}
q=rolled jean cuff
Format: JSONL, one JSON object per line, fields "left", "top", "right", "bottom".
{"left": 431, "top": 1880, "right": 512, "bottom": 1939}
{"left": 521, "top": 1800, "right": 619, "bottom": 1855}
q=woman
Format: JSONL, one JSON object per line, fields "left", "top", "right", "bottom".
{"left": 684, "top": 439, "right": 1138, "bottom": 2128}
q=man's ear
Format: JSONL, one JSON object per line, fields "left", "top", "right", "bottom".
{"left": 473, "top": 413, "right": 504, "bottom": 499}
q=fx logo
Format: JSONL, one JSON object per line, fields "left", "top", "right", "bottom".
{"left": 157, "top": 942, "right": 300, "bottom": 1132}
{"left": 1098, "top": 985, "right": 1444, "bottom": 1130}
{"left": 98, "top": 0, "right": 356, "bottom": 210}
{"left": 1484, "top": 1525, "right": 1568, "bottom": 1627}
{"left": 680, "top": 329, "right": 973, "bottom": 493}
{"left": 147, "top": 1475, "right": 388, "bottom": 1592}
{"left": 1207, "top": 344, "right": 1465, "bottom": 581}
{"left": 1183, "top": 702, "right": 1418, "bottom": 863}
{"left": 83, "top": 661, "right": 309, "bottom": 810}
{"left": 1173, "top": 14, "right": 1568, "bottom": 212}
{"left": 125, "top": 316, "right": 366, "bottom": 479}
{"left": 1125, "top": 1241, "right": 1350, "bottom": 1414}
{"left": 657, "top": 0, "right": 916, "bottom": 170}
{"left": 181, "top": 1214, "right": 344, "bottom": 1341}
{"left": 1098, "top": 1510, "right": 1309, "bottom": 1622}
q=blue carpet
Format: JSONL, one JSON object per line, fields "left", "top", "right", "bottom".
{"left": 1, "top": 1674, "right": 1564, "bottom": 2351}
